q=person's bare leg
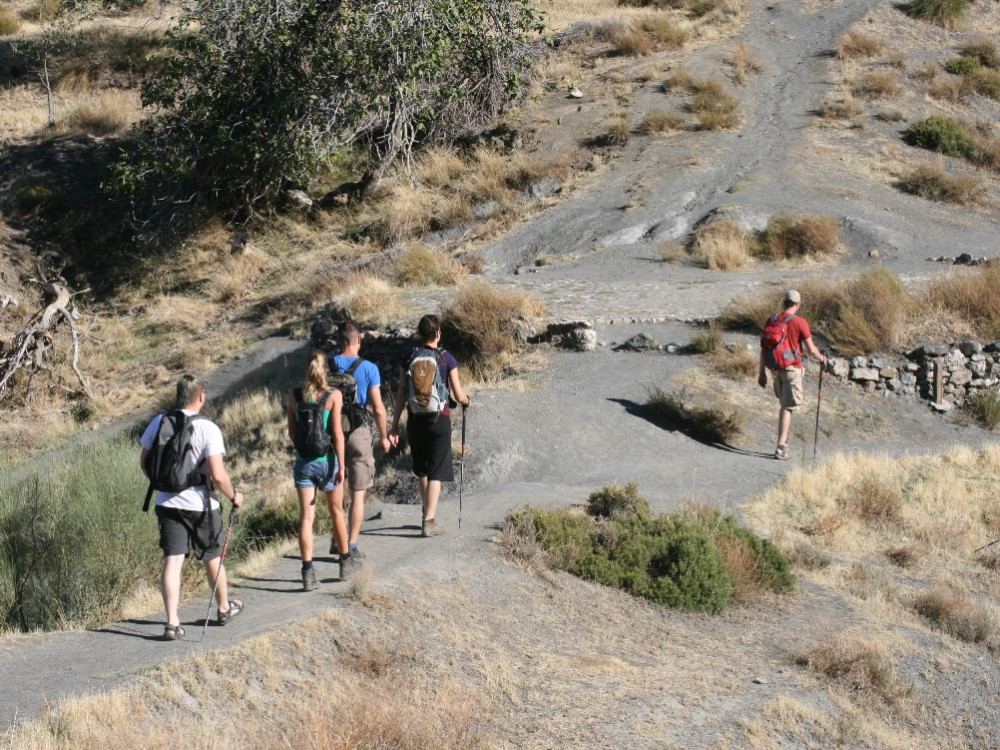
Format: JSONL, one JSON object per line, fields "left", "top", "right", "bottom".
{"left": 777, "top": 407, "right": 793, "bottom": 447}
{"left": 297, "top": 487, "right": 317, "bottom": 562}
{"left": 204, "top": 555, "right": 230, "bottom": 609}
{"left": 325, "top": 483, "right": 349, "bottom": 556}
{"left": 423, "top": 479, "right": 442, "bottom": 522}
{"left": 161, "top": 554, "right": 185, "bottom": 626}
{"left": 348, "top": 488, "right": 365, "bottom": 546}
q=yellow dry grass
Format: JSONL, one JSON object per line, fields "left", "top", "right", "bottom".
{"left": 692, "top": 219, "right": 755, "bottom": 270}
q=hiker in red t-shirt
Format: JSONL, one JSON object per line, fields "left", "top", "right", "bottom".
{"left": 758, "top": 290, "right": 827, "bottom": 460}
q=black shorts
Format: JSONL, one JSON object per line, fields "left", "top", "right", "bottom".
{"left": 155, "top": 505, "right": 223, "bottom": 561}
{"left": 406, "top": 413, "right": 454, "bottom": 482}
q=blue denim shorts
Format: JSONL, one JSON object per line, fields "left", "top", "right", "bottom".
{"left": 293, "top": 457, "right": 340, "bottom": 491}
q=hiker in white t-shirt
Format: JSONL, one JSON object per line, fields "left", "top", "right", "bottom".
{"left": 140, "top": 375, "right": 244, "bottom": 641}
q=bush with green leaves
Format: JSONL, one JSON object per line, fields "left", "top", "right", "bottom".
{"left": 904, "top": 0, "right": 969, "bottom": 28}
{"left": 945, "top": 56, "right": 980, "bottom": 76}
{"left": 904, "top": 116, "right": 977, "bottom": 159}
{"left": 111, "top": 0, "right": 543, "bottom": 226}
{"left": 0, "top": 439, "right": 157, "bottom": 631}
{"left": 507, "top": 484, "right": 794, "bottom": 615}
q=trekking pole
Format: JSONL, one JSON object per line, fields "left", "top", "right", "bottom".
{"left": 813, "top": 362, "right": 824, "bottom": 462}
{"left": 201, "top": 506, "right": 238, "bottom": 641}
{"left": 459, "top": 405, "right": 467, "bottom": 530}
{"left": 974, "top": 539, "right": 1000, "bottom": 554}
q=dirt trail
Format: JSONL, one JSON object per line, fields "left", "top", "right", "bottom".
{"left": 3, "top": 0, "right": 1000, "bottom": 734}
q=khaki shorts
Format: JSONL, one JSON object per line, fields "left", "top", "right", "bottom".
{"left": 772, "top": 367, "right": 804, "bottom": 410}
{"left": 345, "top": 425, "right": 376, "bottom": 491}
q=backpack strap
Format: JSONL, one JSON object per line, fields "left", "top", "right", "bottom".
{"left": 346, "top": 357, "right": 364, "bottom": 376}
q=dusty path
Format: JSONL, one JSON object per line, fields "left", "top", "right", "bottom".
{"left": 3, "top": 0, "right": 1000, "bottom": 733}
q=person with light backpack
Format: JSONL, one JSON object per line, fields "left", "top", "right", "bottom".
{"left": 287, "top": 350, "right": 356, "bottom": 590}
{"left": 139, "top": 374, "right": 244, "bottom": 641}
{"left": 758, "top": 290, "right": 827, "bottom": 460}
{"left": 388, "top": 314, "right": 470, "bottom": 537}
{"left": 327, "top": 321, "right": 391, "bottom": 559}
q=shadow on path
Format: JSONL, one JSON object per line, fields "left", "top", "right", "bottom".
{"left": 608, "top": 397, "right": 774, "bottom": 459}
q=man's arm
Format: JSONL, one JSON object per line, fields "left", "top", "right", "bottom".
{"left": 140, "top": 448, "right": 150, "bottom": 479}
{"left": 758, "top": 349, "right": 768, "bottom": 388}
{"left": 802, "top": 336, "right": 827, "bottom": 366}
{"left": 206, "top": 453, "right": 243, "bottom": 507}
{"left": 369, "top": 385, "right": 391, "bottom": 454}
{"left": 388, "top": 368, "right": 408, "bottom": 448}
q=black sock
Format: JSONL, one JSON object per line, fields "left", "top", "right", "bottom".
{"left": 302, "top": 561, "right": 313, "bottom": 570}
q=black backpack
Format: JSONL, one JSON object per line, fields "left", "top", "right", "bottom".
{"left": 293, "top": 388, "right": 333, "bottom": 460}
{"left": 142, "top": 410, "right": 209, "bottom": 512}
{"left": 328, "top": 357, "right": 368, "bottom": 433}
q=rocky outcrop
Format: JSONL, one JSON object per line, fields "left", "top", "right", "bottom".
{"left": 826, "top": 340, "right": 1000, "bottom": 410}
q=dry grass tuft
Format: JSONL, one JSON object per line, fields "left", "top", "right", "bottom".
{"left": 610, "top": 26, "right": 654, "bottom": 56}
{"left": 726, "top": 42, "right": 762, "bottom": 84}
{"left": 0, "top": 8, "right": 21, "bottom": 35}
{"left": 797, "top": 635, "right": 912, "bottom": 702}
{"left": 897, "top": 163, "right": 986, "bottom": 205}
{"left": 840, "top": 473, "right": 903, "bottom": 526}
{"left": 331, "top": 273, "right": 405, "bottom": 327}
{"left": 638, "top": 14, "right": 688, "bottom": 47}
{"left": 884, "top": 543, "right": 920, "bottom": 568}
{"left": 692, "top": 220, "right": 754, "bottom": 270}
{"left": 640, "top": 108, "right": 684, "bottom": 134}
{"left": 961, "top": 39, "right": 1000, "bottom": 69}
{"left": 850, "top": 70, "right": 898, "bottom": 99}
{"left": 905, "top": 0, "right": 970, "bottom": 28}
{"left": 921, "top": 263, "right": 1000, "bottom": 338}
{"left": 442, "top": 281, "right": 546, "bottom": 380}
{"left": 416, "top": 147, "right": 466, "bottom": 189}
{"left": 647, "top": 386, "right": 744, "bottom": 444}
{"left": 913, "top": 587, "right": 996, "bottom": 642}
{"left": 64, "top": 92, "right": 134, "bottom": 136}
{"left": 927, "top": 74, "right": 966, "bottom": 102}
{"left": 836, "top": 30, "right": 883, "bottom": 59}
{"left": 709, "top": 343, "right": 757, "bottom": 379}
{"left": 758, "top": 214, "right": 841, "bottom": 261}
{"left": 603, "top": 117, "right": 632, "bottom": 145}
{"left": 395, "top": 243, "right": 466, "bottom": 286}
{"left": 818, "top": 88, "right": 865, "bottom": 119}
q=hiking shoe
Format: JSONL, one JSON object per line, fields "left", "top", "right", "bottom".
{"left": 339, "top": 553, "right": 362, "bottom": 581}
{"left": 302, "top": 566, "right": 318, "bottom": 592}
{"left": 216, "top": 599, "right": 244, "bottom": 626}
{"left": 162, "top": 624, "right": 185, "bottom": 640}
{"left": 421, "top": 518, "right": 445, "bottom": 537}
{"left": 775, "top": 445, "right": 790, "bottom": 460}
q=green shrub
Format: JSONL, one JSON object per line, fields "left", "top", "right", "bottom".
{"left": 905, "top": 0, "right": 969, "bottom": 28}
{"left": 960, "top": 40, "right": 1000, "bottom": 69}
{"left": 945, "top": 56, "right": 980, "bottom": 76}
{"left": 904, "top": 116, "right": 977, "bottom": 159}
{"left": 966, "top": 390, "right": 1000, "bottom": 430}
{"left": 507, "top": 486, "right": 794, "bottom": 614}
{"left": 647, "top": 387, "right": 743, "bottom": 445}
{"left": 586, "top": 482, "right": 651, "bottom": 519}
{"left": 968, "top": 67, "right": 1000, "bottom": 99}
{"left": 0, "top": 439, "right": 157, "bottom": 632}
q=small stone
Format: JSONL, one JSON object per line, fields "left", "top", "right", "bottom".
{"left": 869, "top": 249, "right": 879, "bottom": 258}
{"left": 569, "top": 88, "right": 583, "bottom": 98}
{"left": 752, "top": 677, "right": 767, "bottom": 685}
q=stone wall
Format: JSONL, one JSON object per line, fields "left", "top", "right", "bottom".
{"left": 827, "top": 340, "right": 1000, "bottom": 411}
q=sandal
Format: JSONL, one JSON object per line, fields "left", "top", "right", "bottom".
{"left": 216, "top": 599, "right": 244, "bottom": 626}
{"left": 163, "top": 624, "right": 186, "bottom": 640}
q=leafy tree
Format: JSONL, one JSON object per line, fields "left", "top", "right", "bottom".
{"left": 110, "top": 0, "right": 544, "bottom": 228}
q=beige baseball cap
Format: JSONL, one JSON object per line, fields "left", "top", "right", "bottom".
{"left": 784, "top": 289, "right": 801, "bottom": 304}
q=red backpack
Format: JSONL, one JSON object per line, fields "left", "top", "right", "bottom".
{"left": 761, "top": 313, "right": 801, "bottom": 370}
